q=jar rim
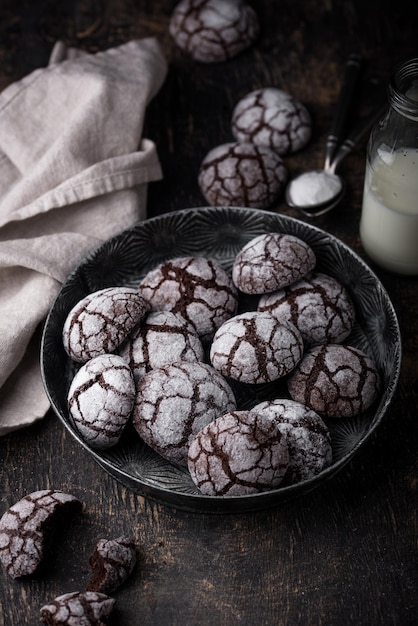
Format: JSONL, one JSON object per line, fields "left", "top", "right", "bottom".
{"left": 389, "top": 58, "right": 418, "bottom": 118}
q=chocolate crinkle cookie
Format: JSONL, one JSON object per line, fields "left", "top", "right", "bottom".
{"left": 232, "top": 232, "right": 316, "bottom": 294}
{"left": 188, "top": 410, "right": 289, "bottom": 496}
{"left": 138, "top": 256, "right": 238, "bottom": 343}
{"left": 287, "top": 344, "right": 381, "bottom": 418}
{"left": 258, "top": 271, "right": 356, "bottom": 346}
{"left": 0, "top": 490, "right": 82, "bottom": 579}
{"left": 169, "top": 0, "right": 259, "bottom": 63}
{"left": 231, "top": 88, "right": 312, "bottom": 154}
{"left": 63, "top": 287, "right": 149, "bottom": 363}
{"left": 252, "top": 399, "right": 332, "bottom": 484}
{"left": 132, "top": 361, "right": 236, "bottom": 466}
{"left": 87, "top": 535, "right": 136, "bottom": 594}
{"left": 198, "top": 142, "right": 287, "bottom": 209}
{"left": 210, "top": 311, "right": 304, "bottom": 384}
{"left": 67, "top": 354, "right": 135, "bottom": 450}
{"left": 40, "top": 591, "right": 115, "bottom": 626}
{"left": 118, "top": 310, "right": 204, "bottom": 384}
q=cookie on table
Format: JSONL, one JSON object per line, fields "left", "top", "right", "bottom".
{"left": 169, "top": 0, "right": 259, "bottom": 63}
{"left": 232, "top": 232, "right": 316, "bottom": 295}
{"left": 231, "top": 88, "right": 312, "bottom": 154}
{"left": 68, "top": 354, "right": 135, "bottom": 449}
{"left": 118, "top": 311, "right": 204, "bottom": 384}
{"left": 258, "top": 271, "right": 356, "bottom": 346}
{"left": 210, "top": 311, "right": 304, "bottom": 384}
{"left": 198, "top": 142, "right": 287, "bottom": 210}
{"left": 252, "top": 398, "right": 332, "bottom": 484}
{"left": 287, "top": 344, "right": 381, "bottom": 418}
{"left": 132, "top": 361, "right": 236, "bottom": 466}
{"left": 138, "top": 256, "right": 238, "bottom": 344}
{"left": 40, "top": 592, "right": 115, "bottom": 625}
{"left": 0, "top": 490, "right": 82, "bottom": 579}
{"left": 187, "top": 410, "right": 289, "bottom": 496}
{"left": 63, "top": 286, "right": 149, "bottom": 363}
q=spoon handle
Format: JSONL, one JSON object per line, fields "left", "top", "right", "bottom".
{"left": 329, "top": 102, "right": 388, "bottom": 172}
{"left": 324, "top": 54, "right": 362, "bottom": 169}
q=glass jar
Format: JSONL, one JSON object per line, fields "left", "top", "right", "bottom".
{"left": 360, "top": 58, "right": 418, "bottom": 275}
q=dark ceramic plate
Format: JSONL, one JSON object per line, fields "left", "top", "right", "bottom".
{"left": 41, "top": 206, "right": 401, "bottom": 513}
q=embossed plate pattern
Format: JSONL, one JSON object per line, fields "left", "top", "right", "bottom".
{"left": 41, "top": 206, "right": 401, "bottom": 513}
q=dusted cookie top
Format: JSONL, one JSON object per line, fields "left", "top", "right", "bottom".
{"left": 63, "top": 287, "right": 149, "bottom": 363}
{"left": 119, "top": 311, "right": 204, "bottom": 384}
{"left": 188, "top": 410, "right": 289, "bottom": 496}
{"left": 68, "top": 354, "right": 135, "bottom": 449}
{"left": 169, "top": 0, "right": 259, "bottom": 63}
{"left": 40, "top": 592, "right": 115, "bottom": 626}
{"left": 138, "top": 256, "right": 238, "bottom": 343}
{"left": 210, "top": 311, "right": 304, "bottom": 384}
{"left": 252, "top": 398, "right": 332, "bottom": 484}
{"left": 287, "top": 344, "right": 381, "bottom": 418}
{"left": 258, "top": 271, "right": 356, "bottom": 346}
{"left": 232, "top": 88, "right": 312, "bottom": 154}
{"left": 232, "top": 232, "right": 316, "bottom": 294}
{"left": 132, "top": 361, "right": 236, "bottom": 466}
{"left": 198, "top": 142, "right": 287, "bottom": 209}
{"left": 0, "top": 490, "right": 82, "bottom": 579}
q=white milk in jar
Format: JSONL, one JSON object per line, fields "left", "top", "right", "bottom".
{"left": 360, "top": 147, "right": 418, "bottom": 274}
{"left": 360, "top": 57, "right": 418, "bottom": 275}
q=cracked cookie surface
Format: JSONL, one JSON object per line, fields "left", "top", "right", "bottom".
{"left": 252, "top": 398, "right": 332, "bottom": 484}
{"left": 40, "top": 591, "right": 115, "bottom": 625}
{"left": 232, "top": 232, "right": 316, "bottom": 294}
{"left": 198, "top": 142, "right": 287, "bottom": 209}
{"left": 258, "top": 271, "right": 356, "bottom": 346}
{"left": 68, "top": 354, "right": 135, "bottom": 449}
{"left": 138, "top": 256, "right": 238, "bottom": 343}
{"left": 188, "top": 410, "right": 289, "bottom": 496}
{"left": 210, "top": 311, "right": 304, "bottom": 384}
{"left": 0, "top": 490, "right": 82, "bottom": 579}
{"left": 169, "top": 0, "right": 259, "bottom": 63}
{"left": 231, "top": 87, "right": 312, "bottom": 154}
{"left": 287, "top": 344, "right": 381, "bottom": 418}
{"left": 132, "top": 361, "right": 236, "bottom": 466}
{"left": 119, "top": 311, "right": 204, "bottom": 384}
{"left": 63, "top": 287, "right": 149, "bottom": 363}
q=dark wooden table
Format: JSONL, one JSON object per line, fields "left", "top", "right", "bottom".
{"left": 1, "top": 2, "right": 417, "bottom": 624}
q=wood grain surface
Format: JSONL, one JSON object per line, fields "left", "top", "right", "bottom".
{"left": 0, "top": 2, "right": 417, "bottom": 625}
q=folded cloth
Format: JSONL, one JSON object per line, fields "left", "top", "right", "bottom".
{"left": 0, "top": 38, "right": 167, "bottom": 435}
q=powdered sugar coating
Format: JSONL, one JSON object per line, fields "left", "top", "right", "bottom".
{"left": 287, "top": 344, "right": 381, "bottom": 418}
{"left": 232, "top": 88, "right": 312, "bottom": 154}
{"left": 118, "top": 311, "right": 204, "bottom": 384}
{"left": 198, "top": 142, "right": 288, "bottom": 209}
{"left": 188, "top": 410, "right": 289, "bottom": 496}
{"left": 258, "top": 271, "right": 356, "bottom": 346}
{"left": 87, "top": 535, "right": 136, "bottom": 594}
{"left": 40, "top": 591, "right": 115, "bottom": 625}
{"left": 63, "top": 287, "right": 149, "bottom": 363}
{"left": 138, "top": 256, "right": 238, "bottom": 343}
{"left": 0, "top": 490, "right": 82, "bottom": 579}
{"left": 169, "top": 0, "right": 259, "bottom": 63}
{"left": 132, "top": 361, "right": 236, "bottom": 466}
{"left": 68, "top": 354, "right": 135, "bottom": 449}
{"left": 232, "top": 232, "right": 316, "bottom": 294}
{"left": 252, "top": 398, "right": 332, "bottom": 483}
{"left": 210, "top": 311, "right": 304, "bottom": 384}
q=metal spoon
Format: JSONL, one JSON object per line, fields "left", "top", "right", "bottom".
{"left": 286, "top": 104, "right": 387, "bottom": 216}
{"left": 286, "top": 54, "right": 366, "bottom": 217}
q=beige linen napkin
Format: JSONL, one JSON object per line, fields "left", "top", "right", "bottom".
{"left": 0, "top": 38, "right": 167, "bottom": 435}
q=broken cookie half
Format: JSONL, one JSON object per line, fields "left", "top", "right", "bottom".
{"left": 0, "top": 489, "right": 82, "bottom": 578}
